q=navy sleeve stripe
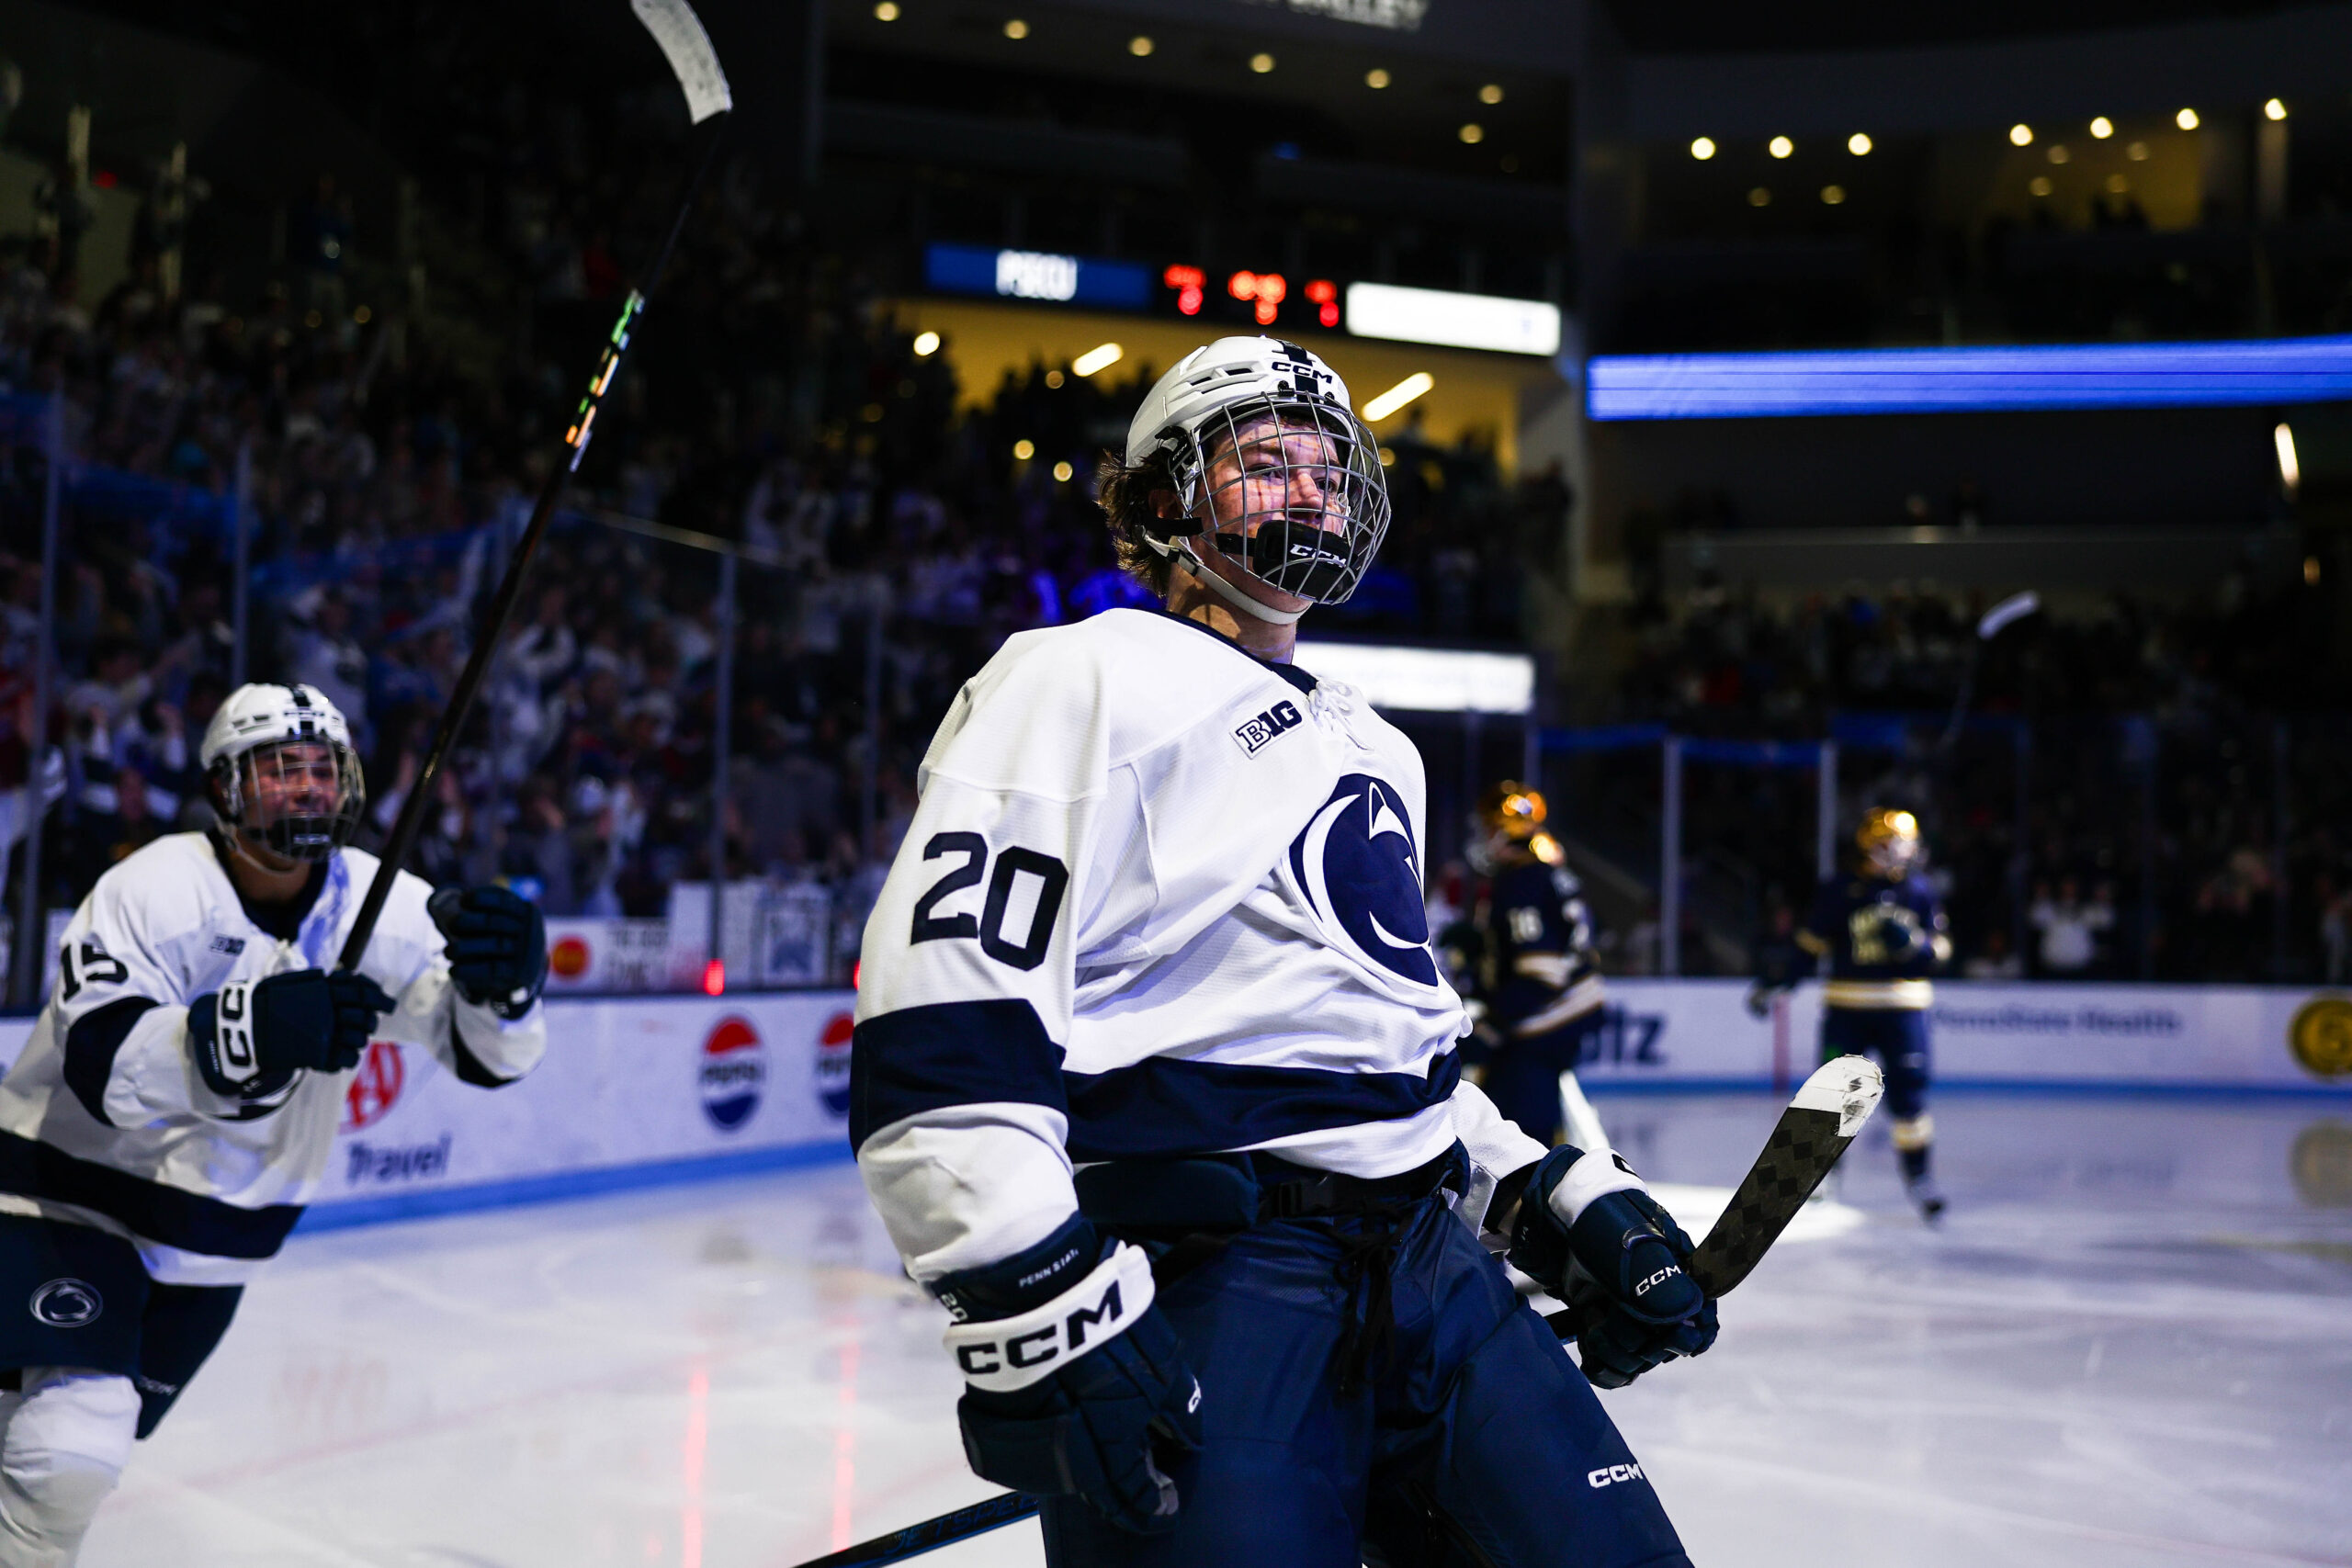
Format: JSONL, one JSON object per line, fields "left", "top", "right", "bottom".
{"left": 61, "top": 998, "right": 158, "bottom": 1129}
{"left": 0, "top": 1132, "right": 303, "bottom": 1258}
{"left": 447, "top": 1018, "right": 522, "bottom": 1089}
{"left": 1062, "top": 1049, "right": 1462, "bottom": 1163}
{"left": 850, "top": 999, "right": 1067, "bottom": 1149}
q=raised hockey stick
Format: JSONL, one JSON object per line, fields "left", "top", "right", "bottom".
{"left": 1545, "top": 1052, "right": 1884, "bottom": 1337}
{"left": 779, "top": 1056, "right": 1888, "bottom": 1568}
{"left": 334, "top": 0, "right": 731, "bottom": 974}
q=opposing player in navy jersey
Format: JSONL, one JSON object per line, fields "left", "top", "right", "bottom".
{"left": 1461, "top": 784, "right": 1611, "bottom": 1150}
{"left": 1759, "top": 808, "right": 1951, "bottom": 1220}
{"left": 0, "top": 684, "right": 548, "bottom": 1563}
{"left": 852, "top": 336, "right": 1715, "bottom": 1567}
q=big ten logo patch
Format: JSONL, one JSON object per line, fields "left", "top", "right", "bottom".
{"left": 341, "top": 1041, "right": 405, "bottom": 1134}
{"left": 1233, "top": 699, "right": 1304, "bottom": 757}
{"left": 2289, "top": 996, "right": 2352, "bottom": 1080}
{"left": 699, "top": 1015, "right": 767, "bottom": 1132}
{"left": 548, "top": 934, "right": 592, "bottom": 983}
{"left": 815, "top": 1010, "right": 854, "bottom": 1119}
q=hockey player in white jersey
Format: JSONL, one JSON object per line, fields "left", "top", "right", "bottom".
{"left": 0, "top": 683, "right": 548, "bottom": 1564}
{"left": 853, "top": 337, "right": 1715, "bottom": 1565}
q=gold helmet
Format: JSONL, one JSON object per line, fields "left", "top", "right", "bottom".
{"left": 1856, "top": 807, "right": 1923, "bottom": 877}
{"left": 1472, "top": 781, "right": 1561, "bottom": 870}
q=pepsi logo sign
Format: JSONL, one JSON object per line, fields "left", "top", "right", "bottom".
{"left": 699, "top": 1015, "right": 767, "bottom": 1132}
{"left": 341, "top": 1041, "right": 405, "bottom": 1134}
{"left": 815, "top": 1011, "right": 853, "bottom": 1119}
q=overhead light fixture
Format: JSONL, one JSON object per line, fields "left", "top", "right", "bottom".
{"left": 1748, "top": 186, "right": 1770, "bottom": 207}
{"left": 1052, "top": 460, "right": 1074, "bottom": 482}
{"left": 1769, "top": 135, "right": 1793, "bottom": 158}
{"left": 1847, "top": 132, "right": 1871, "bottom": 155}
{"left": 1690, "top": 136, "right": 1716, "bottom": 161}
{"left": 2277, "top": 422, "right": 2301, "bottom": 498}
{"left": 1459, "top": 123, "right": 1484, "bottom": 144}
{"left": 1072, "top": 342, "right": 1124, "bottom": 377}
{"left": 1043, "top": 369, "right": 1064, "bottom": 389}
{"left": 1821, "top": 185, "right": 1846, "bottom": 205}
{"left": 1345, "top": 282, "right": 1560, "bottom": 355}
{"left": 1128, "top": 34, "right": 1153, "bottom": 56}
{"left": 1478, "top": 84, "right": 1503, "bottom": 105}
{"left": 2127, "top": 141, "right": 2149, "bottom": 161}
{"left": 1362, "top": 372, "right": 1434, "bottom": 422}
{"left": 1250, "top": 51, "right": 1275, "bottom": 73}
{"left": 873, "top": 0, "right": 899, "bottom": 17}
{"left": 912, "top": 331, "right": 940, "bottom": 356}
{"left": 1365, "top": 67, "right": 1391, "bottom": 89}
{"left": 2047, "top": 144, "right": 2070, "bottom": 164}
{"left": 2266, "top": 98, "right": 2288, "bottom": 121}
{"left": 2009, "top": 123, "right": 2033, "bottom": 146}
{"left": 2089, "top": 117, "right": 2113, "bottom": 139}
{"left": 1003, "top": 17, "right": 1028, "bottom": 39}
{"left": 1012, "top": 438, "right": 1035, "bottom": 460}
{"left": 2105, "top": 174, "right": 2130, "bottom": 194}
{"left": 2176, "top": 107, "right": 2199, "bottom": 130}
{"left": 2029, "top": 175, "right": 2053, "bottom": 197}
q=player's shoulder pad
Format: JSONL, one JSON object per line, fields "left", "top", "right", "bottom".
{"left": 81, "top": 830, "right": 231, "bottom": 935}
{"left": 925, "top": 610, "right": 1287, "bottom": 793}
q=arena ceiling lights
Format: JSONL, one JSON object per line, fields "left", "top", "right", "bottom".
{"left": 1295, "top": 641, "right": 1533, "bottom": 714}
{"left": 1586, "top": 335, "right": 2352, "bottom": 420}
{"left": 1345, "top": 282, "right": 1562, "bottom": 356}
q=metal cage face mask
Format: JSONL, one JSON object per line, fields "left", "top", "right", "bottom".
{"left": 1167, "top": 396, "right": 1391, "bottom": 604}
{"left": 218, "top": 739, "right": 367, "bottom": 863}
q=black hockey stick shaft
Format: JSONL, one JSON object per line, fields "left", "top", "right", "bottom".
{"left": 785, "top": 1491, "right": 1042, "bottom": 1568}
{"left": 1546, "top": 1053, "right": 1885, "bottom": 1337}
{"left": 335, "top": 120, "right": 725, "bottom": 974}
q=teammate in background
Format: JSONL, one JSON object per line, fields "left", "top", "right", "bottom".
{"left": 852, "top": 337, "right": 1714, "bottom": 1566}
{"left": 0, "top": 685, "right": 549, "bottom": 1564}
{"left": 1754, "top": 808, "right": 1951, "bottom": 1220}
{"left": 1459, "top": 783, "right": 1611, "bottom": 1151}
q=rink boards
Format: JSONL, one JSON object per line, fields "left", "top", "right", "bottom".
{"left": 0, "top": 980, "right": 2338, "bottom": 1231}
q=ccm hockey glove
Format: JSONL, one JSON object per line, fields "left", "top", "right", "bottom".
{"left": 189, "top": 969, "right": 396, "bottom": 1100}
{"left": 429, "top": 885, "right": 548, "bottom": 1019}
{"left": 1508, "top": 1145, "right": 1719, "bottom": 1389}
{"left": 934, "top": 1214, "right": 1204, "bottom": 1534}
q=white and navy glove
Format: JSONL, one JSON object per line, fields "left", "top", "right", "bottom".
{"left": 429, "top": 885, "right": 548, "bottom": 1020}
{"left": 189, "top": 968, "right": 395, "bottom": 1101}
{"left": 933, "top": 1215, "right": 1204, "bottom": 1534}
{"left": 1506, "top": 1145, "right": 1719, "bottom": 1389}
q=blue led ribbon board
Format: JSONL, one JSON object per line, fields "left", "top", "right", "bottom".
{"left": 1586, "top": 335, "right": 2352, "bottom": 420}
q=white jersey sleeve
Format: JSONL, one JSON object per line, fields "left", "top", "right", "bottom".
{"left": 852, "top": 635, "right": 1110, "bottom": 1283}
{"left": 1446, "top": 1078, "right": 1547, "bottom": 1233}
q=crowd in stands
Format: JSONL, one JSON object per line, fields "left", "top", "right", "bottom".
{"left": 0, "top": 48, "right": 1548, "bottom": 988}
{"left": 1586, "top": 578, "right": 2352, "bottom": 982}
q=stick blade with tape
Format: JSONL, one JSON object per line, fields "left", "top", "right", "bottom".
{"left": 1684, "top": 1054, "right": 1883, "bottom": 1297}
{"left": 631, "top": 0, "right": 733, "bottom": 123}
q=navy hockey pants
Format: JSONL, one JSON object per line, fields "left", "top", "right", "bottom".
{"left": 1819, "top": 1006, "right": 1930, "bottom": 1120}
{"left": 1481, "top": 1012, "right": 1602, "bottom": 1145}
{"left": 1042, "top": 1191, "right": 1691, "bottom": 1568}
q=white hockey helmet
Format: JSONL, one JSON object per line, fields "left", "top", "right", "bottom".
{"left": 201, "top": 682, "right": 366, "bottom": 863}
{"left": 1123, "top": 336, "right": 1391, "bottom": 614}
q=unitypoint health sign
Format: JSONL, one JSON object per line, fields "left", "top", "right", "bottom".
{"left": 1579, "top": 980, "right": 2352, "bottom": 1093}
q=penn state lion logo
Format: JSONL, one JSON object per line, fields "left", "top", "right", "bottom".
{"left": 1289, "top": 773, "right": 1440, "bottom": 986}
{"left": 29, "top": 1279, "right": 101, "bottom": 1328}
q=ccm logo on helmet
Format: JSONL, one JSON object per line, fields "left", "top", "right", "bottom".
{"left": 1588, "top": 1462, "right": 1646, "bottom": 1489}
{"left": 953, "top": 1278, "right": 1134, "bottom": 1380}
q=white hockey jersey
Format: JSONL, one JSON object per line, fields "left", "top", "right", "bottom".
{"left": 854, "top": 609, "right": 1544, "bottom": 1282}
{"left": 0, "top": 832, "right": 548, "bottom": 1286}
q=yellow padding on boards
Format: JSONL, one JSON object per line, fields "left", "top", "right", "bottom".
{"left": 1891, "top": 1114, "right": 1935, "bottom": 1152}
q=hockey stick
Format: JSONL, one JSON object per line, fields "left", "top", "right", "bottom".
{"left": 1545, "top": 1052, "right": 1884, "bottom": 1337}
{"left": 1933, "top": 590, "right": 2041, "bottom": 755}
{"left": 334, "top": 0, "right": 731, "bottom": 974}
{"left": 778, "top": 1056, "right": 1886, "bottom": 1568}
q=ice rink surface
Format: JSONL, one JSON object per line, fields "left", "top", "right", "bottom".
{"left": 80, "top": 1091, "right": 2352, "bottom": 1568}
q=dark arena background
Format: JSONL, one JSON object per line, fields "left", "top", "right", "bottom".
{"left": 0, "top": 0, "right": 2338, "bottom": 1562}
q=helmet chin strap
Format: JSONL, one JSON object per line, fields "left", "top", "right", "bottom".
{"left": 1175, "top": 540, "right": 1306, "bottom": 626}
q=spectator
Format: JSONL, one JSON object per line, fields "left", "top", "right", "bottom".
{"left": 2030, "top": 877, "right": 2112, "bottom": 976}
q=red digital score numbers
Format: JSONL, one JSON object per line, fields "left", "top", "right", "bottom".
{"left": 1162, "top": 266, "right": 1338, "bottom": 328}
